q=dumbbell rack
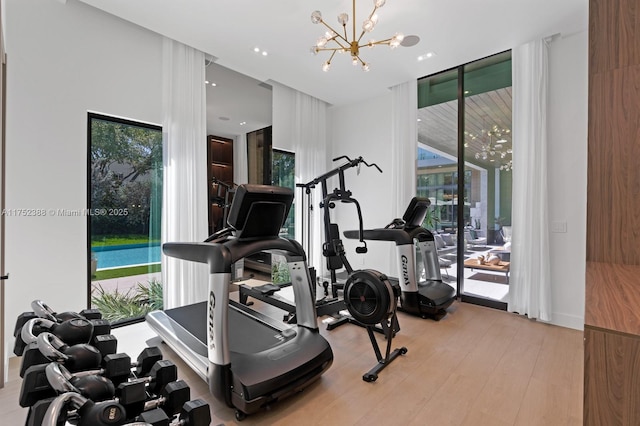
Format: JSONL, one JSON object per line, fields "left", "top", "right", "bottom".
{"left": 12, "top": 300, "right": 213, "bottom": 425}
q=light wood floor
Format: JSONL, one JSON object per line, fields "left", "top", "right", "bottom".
{"left": 0, "top": 300, "right": 584, "bottom": 425}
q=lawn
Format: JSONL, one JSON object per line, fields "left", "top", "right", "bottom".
{"left": 92, "top": 263, "right": 161, "bottom": 281}
{"left": 91, "top": 234, "right": 161, "bottom": 247}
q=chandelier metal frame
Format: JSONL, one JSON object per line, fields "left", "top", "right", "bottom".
{"left": 310, "top": 0, "right": 404, "bottom": 72}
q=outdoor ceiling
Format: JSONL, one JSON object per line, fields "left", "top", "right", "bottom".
{"left": 77, "top": 0, "right": 588, "bottom": 108}
{"left": 418, "top": 87, "right": 513, "bottom": 171}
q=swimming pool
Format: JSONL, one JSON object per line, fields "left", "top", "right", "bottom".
{"left": 93, "top": 243, "right": 161, "bottom": 269}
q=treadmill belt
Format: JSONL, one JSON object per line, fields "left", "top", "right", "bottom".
{"left": 164, "top": 302, "right": 284, "bottom": 354}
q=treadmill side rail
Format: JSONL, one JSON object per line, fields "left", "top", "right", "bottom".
{"left": 208, "top": 273, "right": 231, "bottom": 366}
{"left": 288, "top": 260, "right": 318, "bottom": 329}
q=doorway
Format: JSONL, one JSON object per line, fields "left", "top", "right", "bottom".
{"left": 417, "top": 51, "right": 512, "bottom": 309}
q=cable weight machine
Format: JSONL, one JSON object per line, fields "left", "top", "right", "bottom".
{"left": 301, "top": 155, "right": 407, "bottom": 381}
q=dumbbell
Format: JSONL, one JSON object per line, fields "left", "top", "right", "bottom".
{"left": 17, "top": 315, "right": 113, "bottom": 360}
{"left": 20, "top": 357, "right": 176, "bottom": 408}
{"left": 42, "top": 391, "right": 127, "bottom": 426}
{"left": 14, "top": 300, "right": 107, "bottom": 355}
{"left": 46, "top": 361, "right": 189, "bottom": 419}
{"left": 31, "top": 300, "right": 112, "bottom": 346}
{"left": 76, "top": 347, "right": 164, "bottom": 386}
{"left": 35, "top": 331, "right": 102, "bottom": 372}
{"left": 98, "top": 347, "right": 164, "bottom": 385}
{"left": 20, "top": 330, "right": 102, "bottom": 378}
{"left": 136, "top": 399, "right": 212, "bottom": 426}
{"left": 17, "top": 318, "right": 101, "bottom": 378}
{"left": 116, "top": 378, "right": 190, "bottom": 420}
{"left": 31, "top": 299, "right": 103, "bottom": 321}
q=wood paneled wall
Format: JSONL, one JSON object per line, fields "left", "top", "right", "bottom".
{"left": 588, "top": 0, "right": 640, "bottom": 264}
{"left": 585, "top": 2, "right": 640, "bottom": 424}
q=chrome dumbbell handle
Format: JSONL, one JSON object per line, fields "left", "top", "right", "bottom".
{"left": 45, "top": 362, "right": 80, "bottom": 394}
{"left": 42, "top": 392, "right": 86, "bottom": 426}
{"left": 31, "top": 300, "right": 59, "bottom": 322}
{"left": 21, "top": 318, "right": 56, "bottom": 344}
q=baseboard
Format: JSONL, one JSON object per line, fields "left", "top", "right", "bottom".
{"left": 548, "top": 312, "right": 584, "bottom": 331}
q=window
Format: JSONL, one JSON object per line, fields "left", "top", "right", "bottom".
{"left": 88, "top": 113, "right": 163, "bottom": 325}
{"left": 272, "top": 149, "right": 295, "bottom": 239}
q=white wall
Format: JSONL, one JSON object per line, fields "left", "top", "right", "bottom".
{"left": 328, "top": 32, "right": 589, "bottom": 330}
{"left": 547, "top": 30, "right": 588, "bottom": 330}
{"left": 328, "top": 94, "right": 396, "bottom": 275}
{"left": 4, "top": 0, "right": 162, "bottom": 364}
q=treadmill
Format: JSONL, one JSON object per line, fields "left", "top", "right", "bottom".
{"left": 146, "top": 184, "right": 334, "bottom": 420}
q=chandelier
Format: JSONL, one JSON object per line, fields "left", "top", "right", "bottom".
{"left": 310, "top": 0, "right": 404, "bottom": 72}
{"left": 467, "top": 124, "right": 513, "bottom": 171}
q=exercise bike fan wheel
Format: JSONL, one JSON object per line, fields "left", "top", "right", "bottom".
{"left": 344, "top": 270, "right": 396, "bottom": 326}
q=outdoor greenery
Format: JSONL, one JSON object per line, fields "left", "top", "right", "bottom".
{"left": 92, "top": 264, "right": 162, "bottom": 281}
{"left": 90, "top": 118, "right": 162, "bottom": 237}
{"left": 89, "top": 116, "right": 164, "bottom": 324}
{"left": 91, "top": 234, "right": 160, "bottom": 247}
{"left": 272, "top": 150, "right": 295, "bottom": 238}
{"left": 271, "top": 259, "right": 291, "bottom": 285}
{"left": 91, "top": 279, "right": 163, "bottom": 323}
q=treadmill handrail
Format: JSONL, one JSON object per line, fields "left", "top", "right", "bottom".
{"left": 163, "top": 237, "right": 306, "bottom": 273}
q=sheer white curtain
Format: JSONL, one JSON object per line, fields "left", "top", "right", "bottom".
{"left": 389, "top": 80, "right": 418, "bottom": 272}
{"left": 161, "top": 37, "right": 209, "bottom": 309}
{"left": 272, "top": 83, "right": 328, "bottom": 276}
{"left": 509, "top": 39, "right": 551, "bottom": 321}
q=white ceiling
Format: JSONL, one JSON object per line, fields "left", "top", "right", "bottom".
{"left": 77, "top": 0, "right": 588, "bottom": 136}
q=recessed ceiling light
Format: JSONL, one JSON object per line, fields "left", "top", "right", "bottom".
{"left": 418, "top": 51, "right": 436, "bottom": 61}
{"left": 417, "top": 118, "right": 422, "bottom": 122}
{"left": 211, "top": 82, "right": 217, "bottom": 87}
{"left": 205, "top": 80, "right": 209, "bottom": 84}
{"left": 240, "top": 121, "right": 246, "bottom": 126}
{"left": 253, "top": 47, "right": 268, "bottom": 56}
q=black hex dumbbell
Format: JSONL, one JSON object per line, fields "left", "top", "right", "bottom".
{"left": 20, "top": 350, "right": 171, "bottom": 407}
{"left": 136, "top": 399, "right": 212, "bottom": 426}
{"left": 44, "top": 361, "right": 187, "bottom": 419}
{"left": 99, "top": 347, "right": 164, "bottom": 385}
{"left": 116, "top": 379, "right": 190, "bottom": 420}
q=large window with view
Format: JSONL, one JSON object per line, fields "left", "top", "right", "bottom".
{"left": 88, "top": 113, "right": 163, "bottom": 325}
{"left": 417, "top": 51, "right": 512, "bottom": 309}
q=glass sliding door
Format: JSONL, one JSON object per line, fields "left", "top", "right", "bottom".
{"left": 461, "top": 52, "right": 512, "bottom": 307}
{"left": 417, "top": 68, "right": 460, "bottom": 291}
{"left": 417, "top": 51, "right": 512, "bottom": 309}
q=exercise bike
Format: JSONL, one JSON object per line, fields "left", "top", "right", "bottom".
{"left": 344, "top": 197, "right": 457, "bottom": 320}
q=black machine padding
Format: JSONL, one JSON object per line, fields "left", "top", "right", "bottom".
{"left": 402, "top": 197, "right": 430, "bottom": 228}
